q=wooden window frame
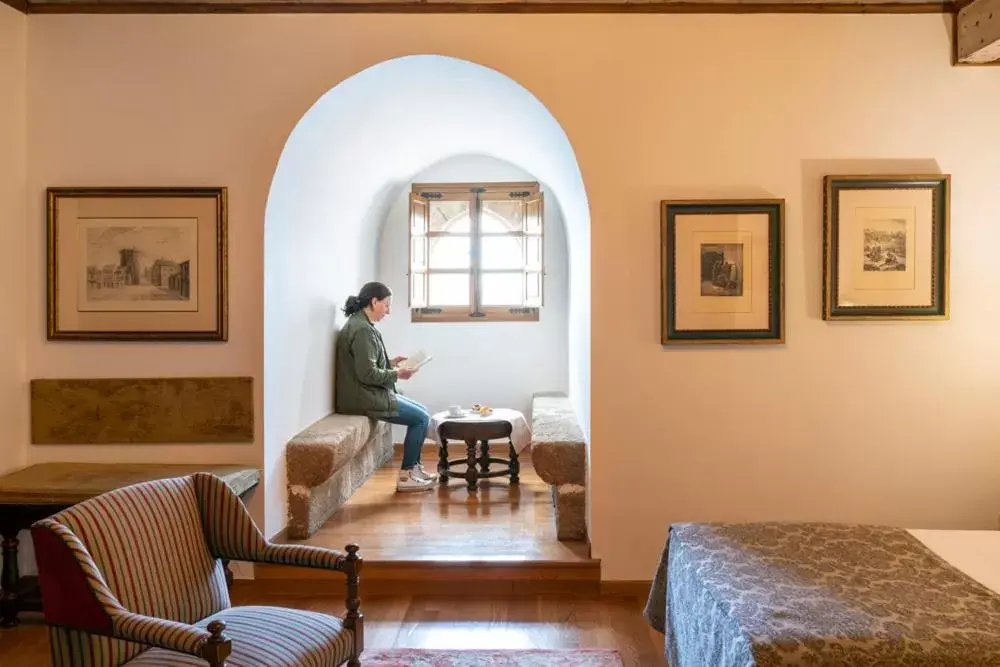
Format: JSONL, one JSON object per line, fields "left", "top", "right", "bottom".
{"left": 408, "top": 181, "right": 544, "bottom": 323}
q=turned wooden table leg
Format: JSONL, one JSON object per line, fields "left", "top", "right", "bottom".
{"left": 509, "top": 439, "right": 520, "bottom": 485}
{"left": 438, "top": 438, "right": 450, "bottom": 483}
{"left": 0, "top": 528, "right": 21, "bottom": 628}
{"left": 465, "top": 438, "right": 479, "bottom": 491}
{"left": 478, "top": 439, "right": 490, "bottom": 475}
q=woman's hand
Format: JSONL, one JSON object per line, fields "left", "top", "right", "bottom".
{"left": 391, "top": 355, "right": 408, "bottom": 368}
{"left": 397, "top": 368, "right": 415, "bottom": 380}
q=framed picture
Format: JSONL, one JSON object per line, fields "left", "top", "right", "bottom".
{"left": 823, "top": 175, "right": 949, "bottom": 320}
{"left": 661, "top": 199, "right": 785, "bottom": 345}
{"left": 47, "top": 187, "right": 228, "bottom": 341}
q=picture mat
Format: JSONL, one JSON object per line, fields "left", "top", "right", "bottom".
{"left": 674, "top": 212, "right": 771, "bottom": 332}
{"left": 835, "top": 188, "right": 933, "bottom": 308}
{"left": 54, "top": 195, "right": 219, "bottom": 333}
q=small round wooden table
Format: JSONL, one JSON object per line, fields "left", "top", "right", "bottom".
{"left": 435, "top": 414, "right": 521, "bottom": 491}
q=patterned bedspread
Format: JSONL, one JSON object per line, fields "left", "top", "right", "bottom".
{"left": 643, "top": 522, "right": 1000, "bottom": 666}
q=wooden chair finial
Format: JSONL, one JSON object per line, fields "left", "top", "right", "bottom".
{"left": 203, "top": 620, "right": 232, "bottom": 667}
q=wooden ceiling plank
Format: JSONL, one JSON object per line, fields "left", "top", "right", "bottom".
{"left": 1, "top": 0, "right": 29, "bottom": 13}
{"left": 957, "top": 0, "right": 1000, "bottom": 62}
{"left": 22, "top": 0, "right": 955, "bottom": 13}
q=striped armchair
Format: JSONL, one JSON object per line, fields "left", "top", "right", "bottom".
{"left": 30, "top": 472, "right": 363, "bottom": 667}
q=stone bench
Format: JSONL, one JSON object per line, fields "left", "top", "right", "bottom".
{"left": 285, "top": 413, "right": 392, "bottom": 539}
{"left": 530, "top": 392, "right": 587, "bottom": 541}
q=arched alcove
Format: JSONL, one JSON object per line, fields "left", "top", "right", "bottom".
{"left": 263, "top": 54, "right": 591, "bottom": 537}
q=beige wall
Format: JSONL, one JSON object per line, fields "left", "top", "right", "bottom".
{"left": 1, "top": 3, "right": 27, "bottom": 476}
{"left": 24, "top": 13, "right": 1000, "bottom": 579}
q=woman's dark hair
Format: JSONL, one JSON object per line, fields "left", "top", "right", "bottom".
{"left": 342, "top": 281, "right": 393, "bottom": 316}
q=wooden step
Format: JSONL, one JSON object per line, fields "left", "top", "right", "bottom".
{"left": 258, "top": 454, "right": 596, "bottom": 595}
{"left": 253, "top": 557, "right": 601, "bottom": 596}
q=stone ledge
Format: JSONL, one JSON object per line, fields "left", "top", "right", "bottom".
{"left": 286, "top": 414, "right": 372, "bottom": 488}
{"left": 530, "top": 393, "right": 586, "bottom": 486}
{"left": 285, "top": 413, "right": 392, "bottom": 539}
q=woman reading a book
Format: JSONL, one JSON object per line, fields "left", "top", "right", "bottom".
{"left": 335, "top": 281, "right": 437, "bottom": 493}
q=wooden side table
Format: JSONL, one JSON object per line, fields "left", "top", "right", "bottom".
{"left": 437, "top": 418, "right": 521, "bottom": 491}
{"left": 0, "top": 462, "right": 259, "bottom": 628}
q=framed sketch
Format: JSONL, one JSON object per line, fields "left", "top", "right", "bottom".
{"left": 47, "top": 187, "right": 228, "bottom": 341}
{"left": 661, "top": 199, "right": 784, "bottom": 345}
{"left": 823, "top": 175, "right": 949, "bottom": 320}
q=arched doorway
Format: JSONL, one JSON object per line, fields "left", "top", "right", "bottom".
{"left": 262, "top": 54, "right": 591, "bottom": 553}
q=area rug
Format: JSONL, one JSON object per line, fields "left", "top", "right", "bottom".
{"left": 360, "top": 648, "right": 624, "bottom": 666}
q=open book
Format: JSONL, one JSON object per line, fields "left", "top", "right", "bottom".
{"left": 397, "top": 350, "right": 433, "bottom": 372}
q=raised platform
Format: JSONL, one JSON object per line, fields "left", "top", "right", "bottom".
{"left": 258, "top": 451, "right": 599, "bottom": 595}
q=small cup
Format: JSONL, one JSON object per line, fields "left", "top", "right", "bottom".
{"left": 448, "top": 405, "right": 463, "bottom": 417}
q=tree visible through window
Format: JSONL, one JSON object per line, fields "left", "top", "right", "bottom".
{"left": 408, "top": 182, "right": 544, "bottom": 322}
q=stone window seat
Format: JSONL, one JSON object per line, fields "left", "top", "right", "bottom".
{"left": 285, "top": 413, "right": 392, "bottom": 539}
{"left": 530, "top": 392, "right": 587, "bottom": 541}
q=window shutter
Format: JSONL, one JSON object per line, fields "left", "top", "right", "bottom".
{"left": 409, "top": 193, "right": 429, "bottom": 308}
{"left": 523, "top": 192, "right": 544, "bottom": 307}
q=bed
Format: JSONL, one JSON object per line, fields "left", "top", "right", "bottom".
{"left": 642, "top": 522, "right": 1000, "bottom": 666}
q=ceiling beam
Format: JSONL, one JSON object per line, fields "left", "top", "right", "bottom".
{"left": 956, "top": 0, "right": 1000, "bottom": 62}
{"left": 21, "top": 0, "right": 953, "bottom": 14}
{"left": 1, "top": 0, "right": 29, "bottom": 13}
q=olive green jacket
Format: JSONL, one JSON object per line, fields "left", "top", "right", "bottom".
{"left": 334, "top": 311, "right": 400, "bottom": 419}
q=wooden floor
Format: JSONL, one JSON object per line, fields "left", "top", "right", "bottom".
{"left": 259, "top": 449, "right": 600, "bottom": 594}
{"left": 0, "top": 590, "right": 668, "bottom": 666}
{"left": 285, "top": 447, "right": 589, "bottom": 561}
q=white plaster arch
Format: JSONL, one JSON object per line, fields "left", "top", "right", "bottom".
{"left": 263, "top": 54, "right": 591, "bottom": 537}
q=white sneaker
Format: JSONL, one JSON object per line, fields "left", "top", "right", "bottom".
{"left": 396, "top": 467, "right": 434, "bottom": 493}
{"left": 414, "top": 462, "right": 439, "bottom": 482}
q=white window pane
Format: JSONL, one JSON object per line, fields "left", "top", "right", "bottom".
{"left": 428, "top": 273, "right": 470, "bottom": 306}
{"left": 525, "top": 236, "right": 542, "bottom": 270}
{"left": 411, "top": 237, "right": 427, "bottom": 271}
{"left": 481, "top": 273, "right": 524, "bottom": 307}
{"left": 429, "top": 201, "right": 471, "bottom": 233}
{"left": 525, "top": 196, "right": 542, "bottom": 234}
{"left": 411, "top": 198, "right": 428, "bottom": 235}
{"left": 410, "top": 271, "right": 427, "bottom": 307}
{"left": 480, "top": 236, "right": 524, "bottom": 270}
{"left": 429, "top": 236, "right": 470, "bottom": 269}
{"left": 525, "top": 272, "right": 542, "bottom": 306}
{"left": 482, "top": 201, "right": 522, "bottom": 233}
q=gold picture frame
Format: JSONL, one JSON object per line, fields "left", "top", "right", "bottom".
{"left": 661, "top": 199, "right": 785, "bottom": 345}
{"left": 822, "top": 175, "right": 949, "bottom": 320}
{"left": 47, "top": 186, "right": 228, "bottom": 341}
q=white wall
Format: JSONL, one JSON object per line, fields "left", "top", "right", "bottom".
{"left": 263, "top": 85, "right": 379, "bottom": 536}
{"left": 377, "top": 154, "right": 570, "bottom": 434}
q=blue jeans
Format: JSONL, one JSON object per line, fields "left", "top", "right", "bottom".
{"left": 383, "top": 395, "right": 430, "bottom": 469}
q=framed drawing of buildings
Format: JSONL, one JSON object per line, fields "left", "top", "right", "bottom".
{"left": 823, "top": 175, "right": 949, "bottom": 320}
{"left": 47, "top": 187, "right": 228, "bottom": 341}
{"left": 661, "top": 199, "right": 785, "bottom": 345}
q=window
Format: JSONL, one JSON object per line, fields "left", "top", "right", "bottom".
{"left": 408, "top": 181, "right": 544, "bottom": 322}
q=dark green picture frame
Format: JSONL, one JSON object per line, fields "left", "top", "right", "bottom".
{"left": 660, "top": 199, "right": 785, "bottom": 345}
{"left": 822, "top": 175, "right": 949, "bottom": 320}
